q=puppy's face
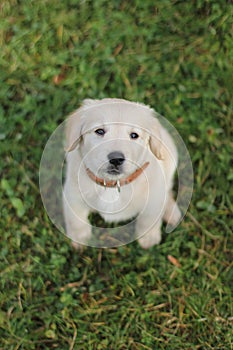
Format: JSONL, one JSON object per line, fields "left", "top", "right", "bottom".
{"left": 80, "top": 122, "right": 150, "bottom": 179}
{"left": 67, "top": 99, "right": 163, "bottom": 178}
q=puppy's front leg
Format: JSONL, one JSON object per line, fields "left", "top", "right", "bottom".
{"left": 136, "top": 216, "right": 162, "bottom": 249}
{"left": 163, "top": 192, "right": 181, "bottom": 227}
{"left": 64, "top": 204, "right": 92, "bottom": 249}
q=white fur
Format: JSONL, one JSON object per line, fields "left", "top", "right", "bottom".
{"left": 63, "top": 98, "right": 181, "bottom": 249}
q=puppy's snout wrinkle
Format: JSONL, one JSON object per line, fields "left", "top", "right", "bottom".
{"left": 108, "top": 151, "right": 125, "bottom": 167}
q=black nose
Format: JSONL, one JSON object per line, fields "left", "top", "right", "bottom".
{"left": 108, "top": 152, "right": 125, "bottom": 167}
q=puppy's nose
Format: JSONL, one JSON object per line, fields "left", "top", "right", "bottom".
{"left": 108, "top": 152, "right": 125, "bottom": 167}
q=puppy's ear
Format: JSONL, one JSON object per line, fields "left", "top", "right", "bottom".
{"left": 149, "top": 118, "right": 164, "bottom": 160}
{"left": 65, "top": 108, "right": 83, "bottom": 152}
{"left": 65, "top": 99, "right": 98, "bottom": 152}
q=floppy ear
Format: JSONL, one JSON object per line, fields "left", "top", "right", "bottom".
{"left": 149, "top": 118, "right": 164, "bottom": 160}
{"left": 65, "top": 108, "right": 83, "bottom": 152}
{"left": 65, "top": 99, "right": 99, "bottom": 152}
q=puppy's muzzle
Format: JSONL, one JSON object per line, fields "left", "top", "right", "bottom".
{"left": 107, "top": 151, "right": 125, "bottom": 174}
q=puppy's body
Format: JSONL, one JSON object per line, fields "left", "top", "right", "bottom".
{"left": 63, "top": 99, "right": 181, "bottom": 248}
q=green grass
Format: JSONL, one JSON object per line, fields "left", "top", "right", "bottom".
{"left": 0, "top": 0, "right": 233, "bottom": 349}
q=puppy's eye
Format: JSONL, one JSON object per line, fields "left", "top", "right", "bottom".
{"left": 130, "top": 132, "right": 139, "bottom": 139}
{"left": 95, "top": 128, "right": 106, "bottom": 136}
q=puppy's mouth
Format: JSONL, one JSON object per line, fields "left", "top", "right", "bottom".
{"left": 107, "top": 166, "right": 123, "bottom": 176}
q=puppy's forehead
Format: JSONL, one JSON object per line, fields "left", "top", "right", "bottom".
{"left": 81, "top": 100, "right": 155, "bottom": 132}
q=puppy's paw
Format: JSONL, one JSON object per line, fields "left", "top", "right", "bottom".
{"left": 138, "top": 229, "right": 162, "bottom": 249}
{"left": 71, "top": 241, "right": 85, "bottom": 251}
{"left": 163, "top": 196, "right": 182, "bottom": 228}
{"left": 66, "top": 225, "right": 92, "bottom": 248}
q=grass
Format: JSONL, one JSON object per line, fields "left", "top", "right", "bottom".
{"left": 0, "top": 0, "right": 233, "bottom": 349}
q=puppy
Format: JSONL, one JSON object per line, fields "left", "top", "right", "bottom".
{"left": 63, "top": 98, "right": 181, "bottom": 249}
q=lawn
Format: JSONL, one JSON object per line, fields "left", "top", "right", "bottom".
{"left": 0, "top": 0, "right": 233, "bottom": 349}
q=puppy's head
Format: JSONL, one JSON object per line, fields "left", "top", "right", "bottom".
{"left": 66, "top": 99, "right": 164, "bottom": 178}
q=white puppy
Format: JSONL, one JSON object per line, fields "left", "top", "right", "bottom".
{"left": 63, "top": 98, "right": 181, "bottom": 249}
